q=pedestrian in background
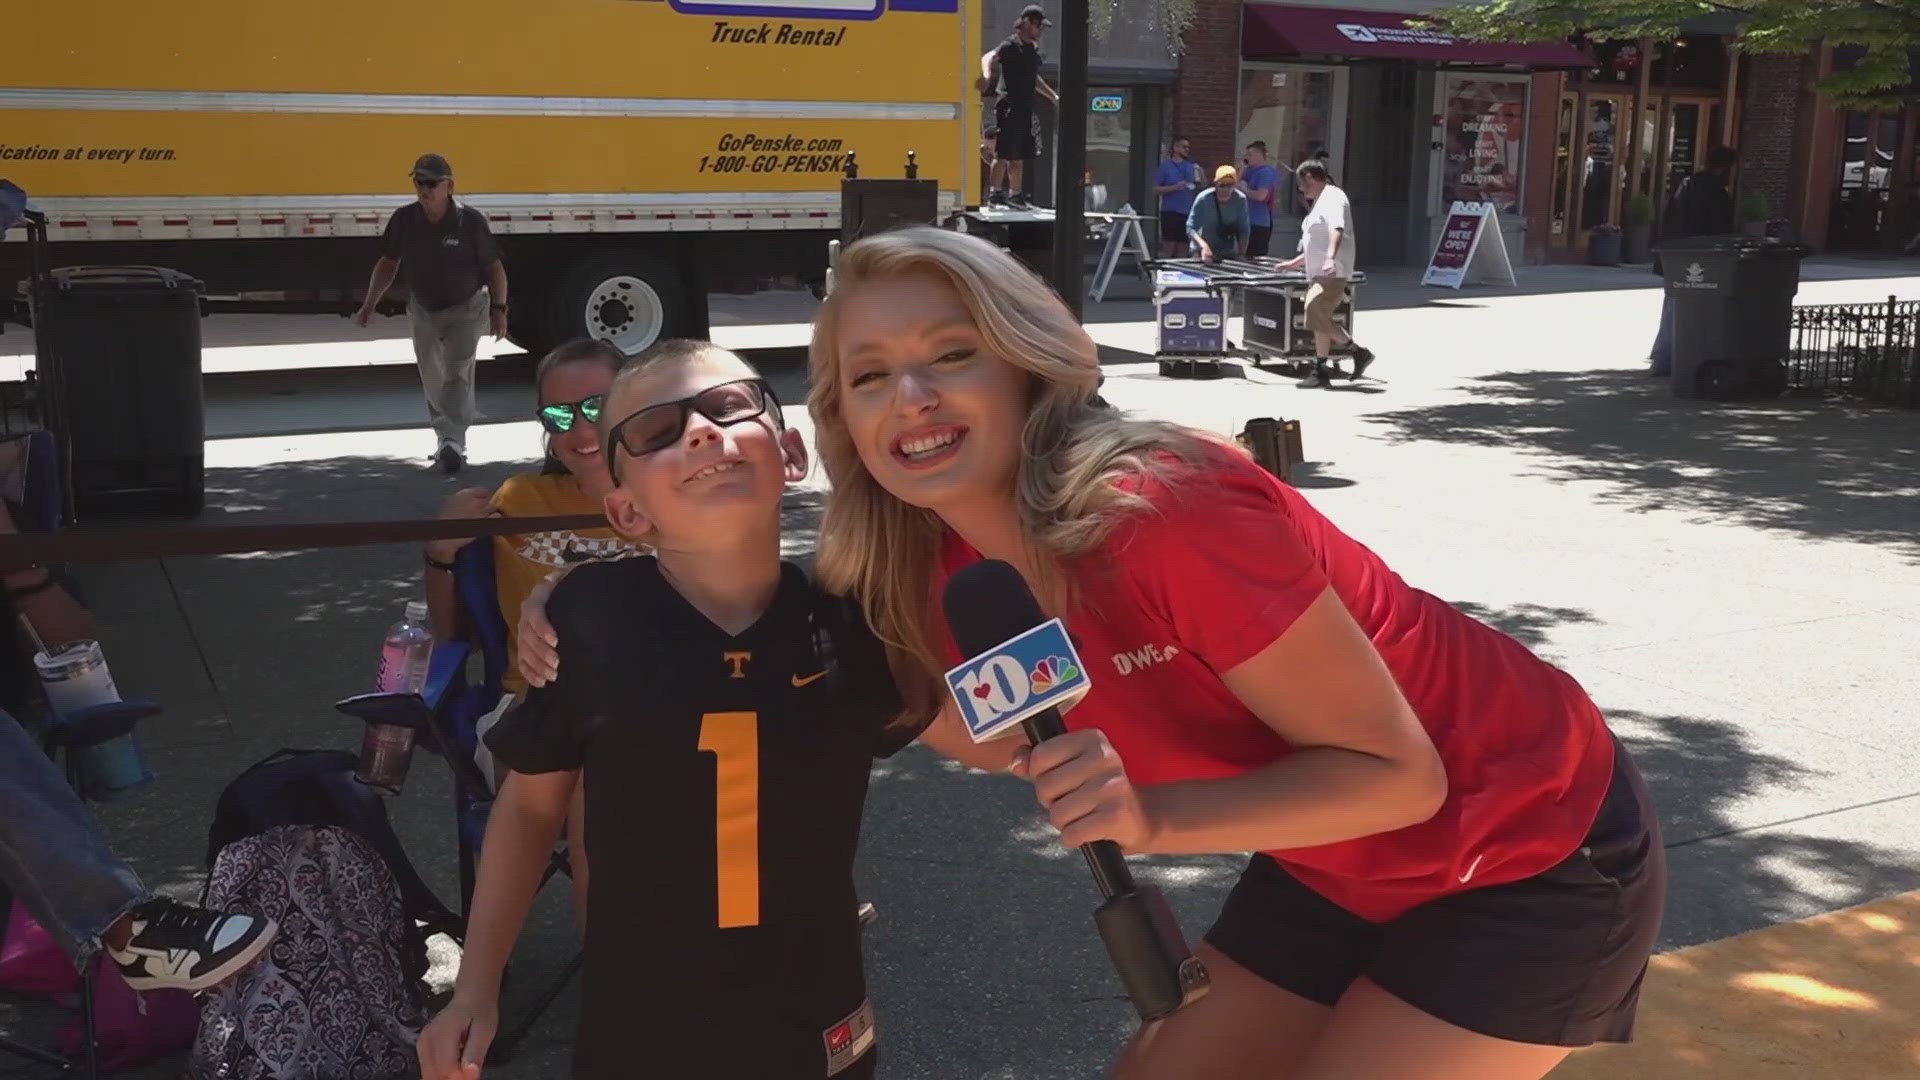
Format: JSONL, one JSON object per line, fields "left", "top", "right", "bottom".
{"left": 355, "top": 153, "right": 510, "bottom": 475}
{"left": 1241, "top": 141, "right": 1280, "bottom": 258}
{"left": 1277, "top": 160, "right": 1375, "bottom": 388}
{"left": 1154, "top": 135, "right": 1202, "bottom": 257}
{"left": 1648, "top": 146, "right": 1737, "bottom": 377}
{"left": 1187, "top": 165, "right": 1250, "bottom": 264}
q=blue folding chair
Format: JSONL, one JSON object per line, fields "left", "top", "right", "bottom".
{"left": 417, "top": 537, "right": 582, "bottom": 1065}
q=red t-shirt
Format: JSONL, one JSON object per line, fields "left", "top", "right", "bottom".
{"left": 935, "top": 448, "right": 1614, "bottom": 923}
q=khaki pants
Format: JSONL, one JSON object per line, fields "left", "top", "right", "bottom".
{"left": 1302, "top": 275, "right": 1351, "bottom": 340}
{"left": 408, "top": 289, "right": 489, "bottom": 452}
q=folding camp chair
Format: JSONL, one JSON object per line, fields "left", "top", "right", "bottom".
{"left": 416, "top": 537, "right": 582, "bottom": 1065}
{"left": 0, "top": 430, "right": 163, "bottom": 1080}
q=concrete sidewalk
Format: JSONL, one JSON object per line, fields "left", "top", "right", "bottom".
{"left": 6, "top": 257, "right": 1917, "bottom": 1078}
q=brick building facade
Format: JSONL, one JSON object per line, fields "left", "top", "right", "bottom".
{"left": 1170, "top": 0, "right": 1243, "bottom": 173}
{"left": 1738, "top": 53, "right": 1804, "bottom": 220}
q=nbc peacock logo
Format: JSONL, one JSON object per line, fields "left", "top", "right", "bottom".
{"left": 1028, "top": 655, "right": 1080, "bottom": 694}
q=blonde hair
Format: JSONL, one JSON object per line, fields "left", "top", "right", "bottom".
{"left": 808, "top": 226, "right": 1219, "bottom": 720}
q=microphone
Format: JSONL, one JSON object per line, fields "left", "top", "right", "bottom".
{"left": 942, "top": 559, "right": 1210, "bottom": 1022}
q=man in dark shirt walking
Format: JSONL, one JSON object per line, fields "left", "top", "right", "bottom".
{"left": 1649, "top": 145, "right": 1737, "bottom": 377}
{"left": 354, "top": 153, "right": 509, "bottom": 474}
{"left": 978, "top": 5, "right": 1058, "bottom": 208}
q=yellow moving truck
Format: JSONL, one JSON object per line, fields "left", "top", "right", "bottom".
{"left": 1, "top": 0, "right": 977, "bottom": 352}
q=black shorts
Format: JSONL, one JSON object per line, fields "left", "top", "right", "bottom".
{"left": 1247, "top": 224, "right": 1273, "bottom": 258}
{"left": 1160, "top": 212, "right": 1189, "bottom": 245}
{"left": 1204, "top": 735, "right": 1664, "bottom": 1047}
{"left": 993, "top": 100, "right": 1036, "bottom": 160}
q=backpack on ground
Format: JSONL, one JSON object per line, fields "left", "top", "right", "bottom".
{"left": 190, "top": 825, "right": 425, "bottom": 1080}
{"left": 204, "top": 748, "right": 459, "bottom": 982}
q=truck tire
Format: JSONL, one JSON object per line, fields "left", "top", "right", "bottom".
{"left": 551, "top": 252, "right": 685, "bottom": 357}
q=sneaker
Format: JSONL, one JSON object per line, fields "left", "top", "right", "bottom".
{"left": 1009, "top": 192, "right": 1034, "bottom": 210}
{"left": 1297, "top": 366, "right": 1335, "bottom": 389}
{"left": 108, "top": 898, "right": 277, "bottom": 992}
{"left": 987, "top": 189, "right": 1011, "bottom": 207}
{"left": 1349, "top": 345, "right": 1376, "bottom": 381}
{"left": 435, "top": 443, "right": 464, "bottom": 475}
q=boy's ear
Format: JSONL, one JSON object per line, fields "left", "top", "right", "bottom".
{"left": 779, "top": 425, "right": 809, "bottom": 484}
{"left": 602, "top": 486, "right": 652, "bottom": 539}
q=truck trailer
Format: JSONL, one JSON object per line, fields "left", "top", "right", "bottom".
{"left": 1, "top": 0, "right": 978, "bottom": 354}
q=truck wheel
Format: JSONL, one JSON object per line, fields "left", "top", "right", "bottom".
{"left": 552, "top": 253, "right": 684, "bottom": 357}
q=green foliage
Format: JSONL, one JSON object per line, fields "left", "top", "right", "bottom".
{"left": 1437, "top": 0, "right": 1918, "bottom": 109}
{"left": 1626, "top": 191, "right": 1658, "bottom": 224}
{"left": 1739, "top": 188, "right": 1772, "bottom": 221}
{"left": 1091, "top": 0, "right": 1194, "bottom": 56}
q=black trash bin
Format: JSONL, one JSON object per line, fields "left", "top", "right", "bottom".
{"left": 1658, "top": 235, "right": 1810, "bottom": 401}
{"left": 30, "top": 267, "right": 206, "bottom": 517}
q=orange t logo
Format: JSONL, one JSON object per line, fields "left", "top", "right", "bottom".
{"left": 723, "top": 651, "right": 752, "bottom": 679}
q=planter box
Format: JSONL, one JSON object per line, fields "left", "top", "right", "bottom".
{"left": 1588, "top": 230, "right": 1623, "bottom": 266}
{"left": 1624, "top": 223, "right": 1652, "bottom": 263}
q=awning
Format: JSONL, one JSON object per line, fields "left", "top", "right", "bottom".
{"left": 1244, "top": 4, "right": 1592, "bottom": 69}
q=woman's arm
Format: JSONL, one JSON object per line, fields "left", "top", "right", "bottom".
{"left": 424, "top": 487, "right": 498, "bottom": 642}
{"left": 916, "top": 700, "right": 1024, "bottom": 773}
{"left": 1020, "top": 586, "right": 1446, "bottom": 855}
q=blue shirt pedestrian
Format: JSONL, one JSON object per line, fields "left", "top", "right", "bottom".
{"left": 1243, "top": 162, "right": 1280, "bottom": 228}
{"left": 1156, "top": 158, "right": 1200, "bottom": 216}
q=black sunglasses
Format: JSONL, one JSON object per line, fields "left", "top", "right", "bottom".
{"left": 538, "top": 394, "right": 604, "bottom": 435}
{"left": 604, "top": 379, "right": 782, "bottom": 482}
{"left": 413, "top": 176, "right": 445, "bottom": 189}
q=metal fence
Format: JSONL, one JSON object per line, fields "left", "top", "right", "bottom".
{"left": 1788, "top": 296, "right": 1920, "bottom": 408}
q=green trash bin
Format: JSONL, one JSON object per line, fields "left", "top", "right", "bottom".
{"left": 1657, "top": 235, "right": 1810, "bottom": 401}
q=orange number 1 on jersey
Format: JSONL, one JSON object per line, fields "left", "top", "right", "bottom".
{"left": 698, "top": 711, "right": 760, "bottom": 928}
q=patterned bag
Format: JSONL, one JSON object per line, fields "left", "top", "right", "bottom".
{"left": 190, "top": 825, "right": 424, "bottom": 1080}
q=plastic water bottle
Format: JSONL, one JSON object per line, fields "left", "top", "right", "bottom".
{"left": 356, "top": 600, "right": 434, "bottom": 793}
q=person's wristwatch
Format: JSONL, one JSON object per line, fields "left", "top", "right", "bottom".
{"left": 490, "top": 302, "right": 508, "bottom": 312}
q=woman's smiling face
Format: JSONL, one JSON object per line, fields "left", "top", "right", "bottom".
{"left": 830, "top": 269, "right": 1030, "bottom": 516}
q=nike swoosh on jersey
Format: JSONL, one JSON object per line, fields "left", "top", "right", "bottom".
{"left": 1457, "top": 854, "right": 1484, "bottom": 884}
{"left": 791, "top": 671, "right": 827, "bottom": 687}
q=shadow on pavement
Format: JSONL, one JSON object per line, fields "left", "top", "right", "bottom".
{"left": 1368, "top": 369, "right": 1920, "bottom": 559}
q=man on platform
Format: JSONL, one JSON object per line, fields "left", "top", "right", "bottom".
{"left": 978, "top": 5, "right": 1057, "bottom": 209}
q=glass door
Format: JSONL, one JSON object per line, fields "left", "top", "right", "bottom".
{"left": 1237, "top": 63, "right": 1349, "bottom": 221}
{"left": 1831, "top": 109, "right": 1906, "bottom": 248}
{"left": 1551, "top": 93, "right": 1577, "bottom": 247}
{"left": 1577, "top": 94, "right": 1631, "bottom": 232}
{"left": 1085, "top": 86, "right": 1135, "bottom": 215}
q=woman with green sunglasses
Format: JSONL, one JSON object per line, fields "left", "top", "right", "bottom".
{"left": 420, "top": 337, "right": 646, "bottom": 928}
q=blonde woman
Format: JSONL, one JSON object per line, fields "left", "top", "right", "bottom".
{"left": 520, "top": 227, "right": 1664, "bottom": 1079}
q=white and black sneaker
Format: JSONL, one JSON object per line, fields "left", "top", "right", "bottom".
{"left": 107, "top": 898, "right": 277, "bottom": 992}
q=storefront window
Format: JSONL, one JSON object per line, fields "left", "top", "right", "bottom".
{"left": 1086, "top": 86, "right": 1133, "bottom": 214}
{"left": 1238, "top": 64, "right": 1340, "bottom": 218}
{"left": 1439, "top": 75, "right": 1527, "bottom": 213}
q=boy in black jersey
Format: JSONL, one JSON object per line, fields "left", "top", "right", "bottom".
{"left": 418, "top": 341, "right": 914, "bottom": 1080}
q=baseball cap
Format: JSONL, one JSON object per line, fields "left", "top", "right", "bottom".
{"left": 1214, "top": 165, "right": 1239, "bottom": 182}
{"left": 410, "top": 153, "right": 453, "bottom": 182}
{"left": 1018, "top": 5, "right": 1052, "bottom": 25}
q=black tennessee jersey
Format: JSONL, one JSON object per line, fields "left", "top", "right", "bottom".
{"left": 486, "top": 558, "right": 913, "bottom": 1078}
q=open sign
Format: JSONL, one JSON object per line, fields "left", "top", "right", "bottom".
{"left": 1091, "top": 94, "right": 1124, "bottom": 113}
